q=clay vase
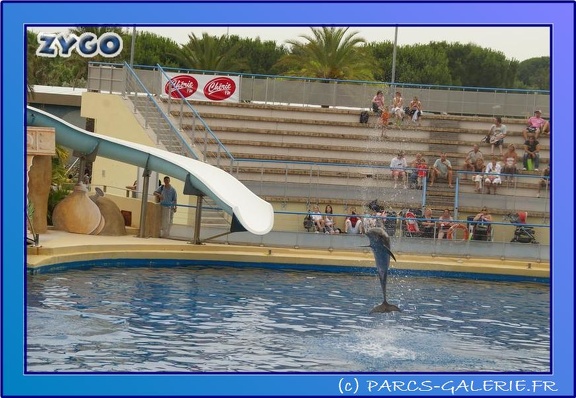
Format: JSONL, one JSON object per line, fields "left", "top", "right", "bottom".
{"left": 90, "top": 190, "right": 127, "bottom": 236}
{"left": 52, "top": 183, "right": 105, "bottom": 235}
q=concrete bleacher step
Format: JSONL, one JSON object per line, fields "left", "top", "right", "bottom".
{"left": 150, "top": 98, "right": 551, "bottom": 221}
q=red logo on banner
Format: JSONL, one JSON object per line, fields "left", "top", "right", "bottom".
{"left": 165, "top": 75, "right": 198, "bottom": 99}
{"left": 204, "top": 77, "right": 236, "bottom": 101}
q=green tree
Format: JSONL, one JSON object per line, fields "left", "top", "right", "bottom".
{"left": 125, "top": 31, "right": 181, "bottom": 68}
{"left": 275, "top": 27, "right": 377, "bottom": 81}
{"left": 173, "top": 33, "right": 248, "bottom": 71}
{"left": 226, "top": 35, "right": 288, "bottom": 74}
{"left": 515, "top": 57, "right": 550, "bottom": 90}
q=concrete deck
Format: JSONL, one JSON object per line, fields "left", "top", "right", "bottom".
{"left": 26, "top": 230, "right": 549, "bottom": 282}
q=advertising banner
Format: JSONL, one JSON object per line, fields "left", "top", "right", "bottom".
{"left": 161, "top": 72, "right": 240, "bottom": 102}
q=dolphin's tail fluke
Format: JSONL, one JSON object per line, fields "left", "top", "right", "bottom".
{"left": 370, "top": 301, "right": 401, "bottom": 314}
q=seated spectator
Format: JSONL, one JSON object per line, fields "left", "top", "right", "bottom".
{"left": 416, "top": 158, "right": 428, "bottom": 189}
{"left": 421, "top": 207, "right": 436, "bottom": 238}
{"left": 472, "top": 206, "right": 493, "bottom": 241}
{"left": 537, "top": 165, "right": 551, "bottom": 198}
{"left": 408, "top": 153, "right": 424, "bottom": 188}
{"left": 429, "top": 152, "right": 454, "bottom": 188}
{"left": 390, "top": 151, "right": 408, "bottom": 189}
{"left": 310, "top": 205, "right": 325, "bottom": 233}
{"left": 488, "top": 116, "right": 507, "bottom": 156}
{"left": 323, "top": 204, "right": 338, "bottom": 234}
{"left": 344, "top": 207, "right": 364, "bottom": 234}
{"left": 501, "top": 143, "right": 519, "bottom": 183}
{"left": 522, "top": 136, "right": 541, "bottom": 171}
{"left": 371, "top": 90, "right": 385, "bottom": 115}
{"left": 408, "top": 96, "right": 423, "bottom": 124}
{"left": 523, "top": 110, "right": 550, "bottom": 141}
{"left": 484, "top": 157, "right": 502, "bottom": 195}
{"left": 437, "top": 208, "right": 454, "bottom": 240}
{"left": 472, "top": 158, "right": 486, "bottom": 193}
{"left": 391, "top": 91, "right": 405, "bottom": 122}
{"left": 463, "top": 144, "right": 484, "bottom": 180}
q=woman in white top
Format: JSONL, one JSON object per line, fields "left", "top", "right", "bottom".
{"left": 484, "top": 157, "right": 502, "bottom": 194}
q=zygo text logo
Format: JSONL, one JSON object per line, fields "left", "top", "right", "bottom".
{"left": 36, "top": 32, "right": 123, "bottom": 58}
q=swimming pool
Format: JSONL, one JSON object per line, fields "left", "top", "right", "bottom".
{"left": 26, "top": 265, "right": 550, "bottom": 372}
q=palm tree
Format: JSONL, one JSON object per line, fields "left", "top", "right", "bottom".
{"left": 276, "top": 27, "right": 377, "bottom": 81}
{"left": 173, "top": 33, "right": 248, "bottom": 72}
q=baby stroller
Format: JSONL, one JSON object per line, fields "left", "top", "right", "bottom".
{"left": 401, "top": 208, "right": 423, "bottom": 237}
{"left": 506, "top": 212, "right": 539, "bottom": 244}
{"left": 402, "top": 210, "right": 421, "bottom": 237}
{"left": 467, "top": 216, "right": 493, "bottom": 241}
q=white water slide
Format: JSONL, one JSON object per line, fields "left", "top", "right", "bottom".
{"left": 26, "top": 106, "right": 274, "bottom": 236}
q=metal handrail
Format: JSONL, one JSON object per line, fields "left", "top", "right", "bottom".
{"left": 123, "top": 62, "right": 199, "bottom": 160}
{"left": 156, "top": 64, "right": 235, "bottom": 170}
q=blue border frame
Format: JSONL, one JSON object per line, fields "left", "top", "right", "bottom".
{"left": 2, "top": 1, "right": 574, "bottom": 396}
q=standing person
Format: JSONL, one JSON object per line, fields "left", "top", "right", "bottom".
{"left": 522, "top": 136, "right": 541, "bottom": 171}
{"left": 430, "top": 152, "right": 454, "bottom": 188}
{"left": 416, "top": 158, "right": 428, "bottom": 189}
{"left": 390, "top": 151, "right": 408, "bottom": 189}
{"left": 391, "top": 91, "right": 405, "bottom": 122}
{"left": 488, "top": 116, "right": 507, "bottom": 156}
{"left": 523, "top": 110, "right": 550, "bottom": 140}
{"left": 82, "top": 168, "right": 91, "bottom": 190}
{"left": 408, "top": 153, "right": 424, "bottom": 188}
{"left": 408, "top": 96, "right": 422, "bottom": 124}
{"left": 154, "top": 176, "right": 177, "bottom": 238}
{"left": 371, "top": 90, "right": 385, "bottom": 115}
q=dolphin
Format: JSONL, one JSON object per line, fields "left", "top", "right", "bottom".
{"left": 365, "top": 228, "right": 401, "bottom": 313}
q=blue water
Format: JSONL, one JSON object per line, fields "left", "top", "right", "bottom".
{"left": 26, "top": 265, "right": 550, "bottom": 372}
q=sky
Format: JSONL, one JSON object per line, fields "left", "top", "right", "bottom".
{"left": 32, "top": 26, "right": 550, "bottom": 62}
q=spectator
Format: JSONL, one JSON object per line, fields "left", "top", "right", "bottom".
{"left": 483, "top": 157, "right": 502, "bottom": 195}
{"left": 462, "top": 144, "right": 484, "bottom": 180}
{"left": 344, "top": 207, "right": 364, "bottom": 234}
{"left": 310, "top": 205, "right": 325, "bottom": 233}
{"left": 416, "top": 158, "right": 428, "bottom": 189}
{"left": 430, "top": 152, "right": 454, "bottom": 188}
{"left": 154, "top": 176, "right": 177, "bottom": 238}
{"left": 390, "top": 151, "right": 408, "bottom": 189}
{"left": 378, "top": 106, "right": 391, "bottom": 138}
{"left": 421, "top": 206, "right": 436, "bottom": 238}
{"left": 371, "top": 90, "right": 385, "bottom": 115}
{"left": 488, "top": 116, "right": 507, "bottom": 156}
{"left": 522, "top": 136, "right": 541, "bottom": 171}
{"left": 408, "top": 153, "right": 424, "bottom": 188}
{"left": 501, "top": 143, "right": 519, "bottom": 183}
{"left": 523, "top": 110, "right": 550, "bottom": 141}
{"left": 473, "top": 206, "right": 493, "bottom": 223}
{"left": 471, "top": 206, "right": 493, "bottom": 241}
{"left": 437, "top": 208, "right": 454, "bottom": 240}
{"left": 537, "top": 165, "right": 551, "bottom": 198}
{"left": 408, "top": 96, "right": 423, "bottom": 124}
{"left": 391, "top": 91, "right": 405, "bottom": 122}
{"left": 323, "top": 204, "right": 338, "bottom": 234}
{"left": 472, "top": 157, "right": 486, "bottom": 193}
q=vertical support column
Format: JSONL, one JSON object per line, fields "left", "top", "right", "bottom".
{"left": 193, "top": 195, "right": 203, "bottom": 244}
{"left": 138, "top": 168, "right": 151, "bottom": 238}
